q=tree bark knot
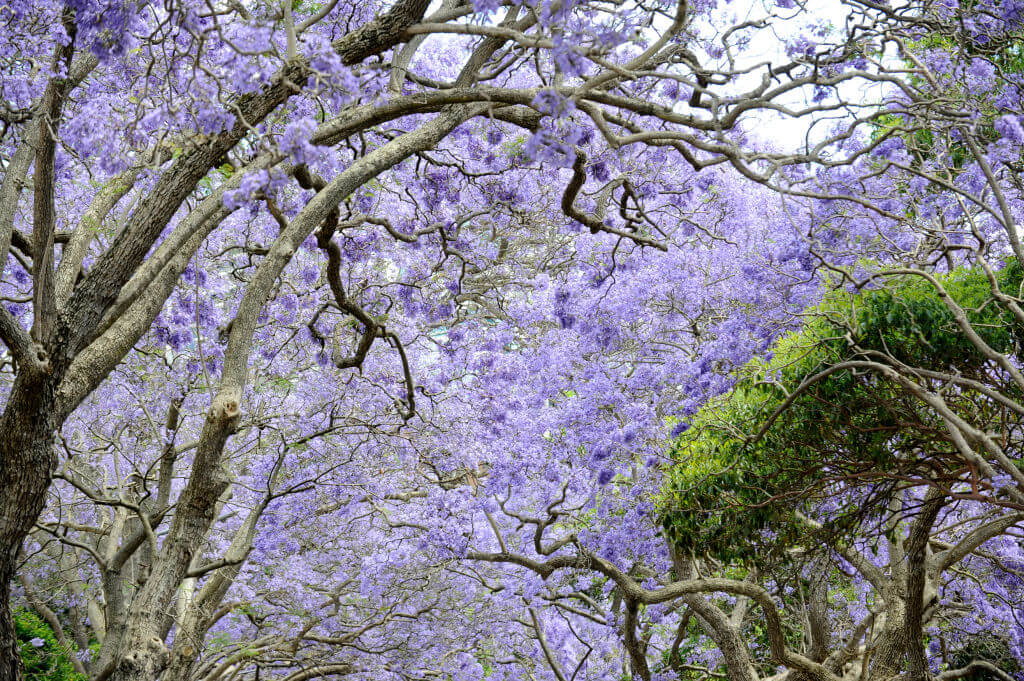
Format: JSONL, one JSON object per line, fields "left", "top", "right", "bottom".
{"left": 210, "top": 392, "right": 242, "bottom": 421}
{"left": 26, "top": 342, "right": 51, "bottom": 375}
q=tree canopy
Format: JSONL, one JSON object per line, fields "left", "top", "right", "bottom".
{"left": 2, "top": 0, "right": 1024, "bottom": 680}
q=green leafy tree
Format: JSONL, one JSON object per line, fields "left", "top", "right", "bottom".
{"left": 13, "top": 611, "right": 84, "bottom": 681}
{"left": 659, "top": 260, "right": 1024, "bottom": 562}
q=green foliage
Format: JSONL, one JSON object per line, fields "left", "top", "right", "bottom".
{"left": 946, "top": 633, "right": 1023, "bottom": 681}
{"left": 852, "top": 260, "right": 1023, "bottom": 369}
{"left": 501, "top": 135, "right": 529, "bottom": 164}
{"left": 14, "top": 610, "right": 85, "bottom": 681}
{"left": 658, "top": 261, "right": 1024, "bottom": 562}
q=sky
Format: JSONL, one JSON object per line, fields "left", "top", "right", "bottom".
{"left": 701, "top": 0, "right": 895, "bottom": 151}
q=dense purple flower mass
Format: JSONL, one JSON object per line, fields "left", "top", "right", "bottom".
{"left": 1, "top": 0, "right": 1024, "bottom": 680}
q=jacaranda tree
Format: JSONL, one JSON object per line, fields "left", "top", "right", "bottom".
{"left": 4, "top": 0, "right": 1024, "bottom": 680}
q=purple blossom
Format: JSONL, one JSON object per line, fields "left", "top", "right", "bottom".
{"left": 995, "top": 115, "right": 1024, "bottom": 144}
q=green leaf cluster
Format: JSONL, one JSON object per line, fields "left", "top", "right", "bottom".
{"left": 14, "top": 610, "right": 85, "bottom": 681}
{"left": 658, "top": 261, "right": 1024, "bottom": 562}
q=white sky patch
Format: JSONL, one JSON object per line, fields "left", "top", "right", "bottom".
{"left": 695, "top": 0, "right": 901, "bottom": 152}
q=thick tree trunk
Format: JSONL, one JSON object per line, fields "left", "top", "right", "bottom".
{"left": 108, "top": 397, "right": 236, "bottom": 681}
{"left": 0, "top": 572, "right": 21, "bottom": 681}
{"left": 0, "top": 378, "right": 58, "bottom": 681}
{"left": 870, "top": 491, "right": 945, "bottom": 681}
{"left": 162, "top": 500, "right": 265, "bottom": 681}
{"left": 904, "top": 492, "right": 945, "bottom": 681}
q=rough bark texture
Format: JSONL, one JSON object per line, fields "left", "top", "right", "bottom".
{"left": 0, "top": 377, "right": 57, "bottom": 681}
{"left": 905, "top": 492, "right": 945, "bottom": 681}
{"left": 869, "top": 492, "right": 945, "bottom": 681}
{"left": 162, "top": 502, "right": 265, "bottom": 681}
{"left": 109, "top": 402, "right": 236, "bottom": 681}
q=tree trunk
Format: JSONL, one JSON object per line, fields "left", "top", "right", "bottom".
{"left": 0, "top": 377, "right": 59, "bottom": 681}
{"left": 904, "top": 491, "right": 945, "bottom": 681}
{"left": 0, "top": 572, "right": 21, "bottom": 681}
{"left": 108, "top": 397, "right": 236, "bottom": 681}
